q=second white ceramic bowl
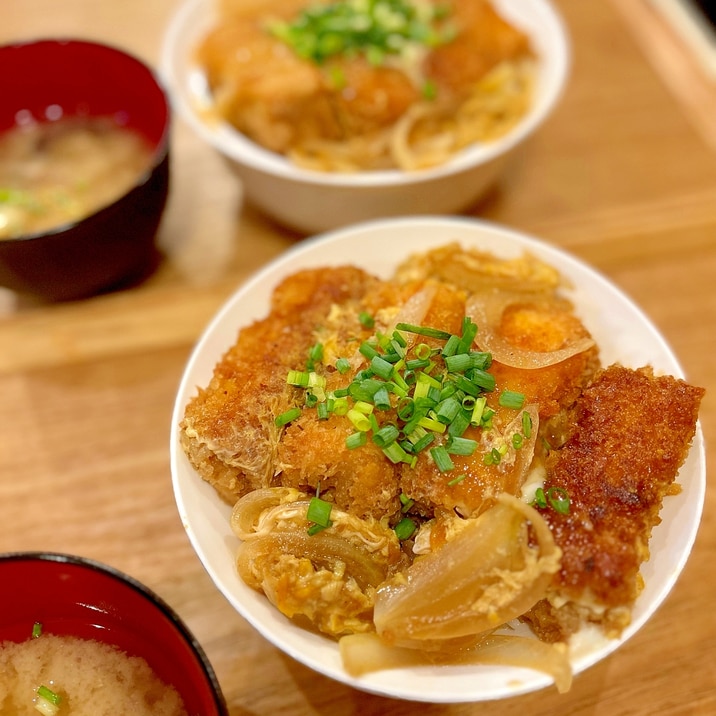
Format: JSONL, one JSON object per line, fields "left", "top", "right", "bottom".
{"left": 161, "top": 0, "right": 570, "bottom": 233}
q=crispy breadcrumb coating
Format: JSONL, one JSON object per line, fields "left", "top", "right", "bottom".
{"left": 180, "top": 266, "right": 381, "bottom": 502}
{"left": 524, "top": 365, "right": 704, "bottom": 640}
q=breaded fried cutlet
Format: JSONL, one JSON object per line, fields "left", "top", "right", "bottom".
{"left": 180, "top": 266, "right": 381, "bottom": 503}
{"left": 524, "top": 365, "right": 705, "bottom": 641}
{"left": 402, "top": 293, "right": 600, "bottom": 519}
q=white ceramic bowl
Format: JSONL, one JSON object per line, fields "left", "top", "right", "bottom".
{"left": 161, "top": 0, "right": 570, "bottom": 233}
{"left": 170, "top": 216, "right": 706, "bottom": 702}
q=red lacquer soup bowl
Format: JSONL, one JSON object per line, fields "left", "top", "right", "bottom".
{"left": 0, "top": 552, "right": 227, "bottom": 715}
{"left": 0, "top": 39, "right": 171, "bottom": 301}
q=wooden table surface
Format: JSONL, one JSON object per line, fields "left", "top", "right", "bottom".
{"left": 1, "top": 1, "right": 715, "bottom": 714}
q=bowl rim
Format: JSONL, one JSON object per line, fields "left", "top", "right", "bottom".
{"left": 0, "top": 550, "right": 228, "bottom": 713}
{"left": 160, "top": 0, "right": 571, "bottom": 188}
{"left": 0, "top": 37, "right": 172, "bottom": 244}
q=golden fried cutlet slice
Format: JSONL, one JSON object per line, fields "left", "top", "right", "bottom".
{"left": 525, "top": 365, "right": 704, "bottom": 641}
{"left": 277, "top": 280, "right": 469, "bottom": 520}
{"left": 180, "top": 266, "right": 381, "bottom": 503}
{"left": 486, "top": 298, "right": 601, "bottom": 422}
{"left": 425, "top": 0, "right": 532, "bottom": 97}
{"left": 402, "top": 288, "right": 600, "bottom": 519}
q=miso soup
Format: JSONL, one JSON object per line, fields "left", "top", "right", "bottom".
{"left": 0, "top": 117, "right": 155, "bottom": 239}
{"left": 0, "top": 632, "right": 188, "bottom": 716}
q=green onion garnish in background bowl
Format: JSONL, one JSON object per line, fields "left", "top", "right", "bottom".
{"left": 267, "top": 0, "right": 455, "bottom": 67}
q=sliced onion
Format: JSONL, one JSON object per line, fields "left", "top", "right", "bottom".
{"left": 452, "top": 634, "right": 573, "bottom": 694}
{"left": 487, "top": 404, "right": 540, "bottom": 498}
{"left": 237, "top": 530, "right": 388, "bottom": 591}
{"left": 387, "top": 284, "right": 438, "bottom": 338}
{"left": 373, "top": 494, "right": 561, "bottom": 646}
{"left": 340, "top": 633, "right": 438, "bottom": 676}
{"left": 231, "top": 487, "right": 303, "bottom": 540}
{"left": 466, "top": 292, "right": 594, "bottom": 369}
{"left": 339, "top": 632, "right": 572, "bottom": 693}
{"left": 347, "top": 284, "right": 438, "bottom": 371}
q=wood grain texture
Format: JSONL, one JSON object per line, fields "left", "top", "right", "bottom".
{"left": 1, "top": 1, "right": 715, "bottom": 714}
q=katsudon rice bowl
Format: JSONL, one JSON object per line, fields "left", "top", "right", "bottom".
{"left": 161, "top": 0, "right": 570, "bottom": 232}
{"left": 170, "top": 217, "right": 705, "bottom": 702}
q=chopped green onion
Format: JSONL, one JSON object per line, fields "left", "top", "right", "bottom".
{"left": 335, "top": 357, "right": 351, "bottom": 374}
{"left": 275, "top": 407, "right": 302, "bottom": 427}
{"left": 453, "top": 374, "right": 480, "bottom": 397}
{"left": 353, "top": 400, "right": 373, "bottom": 414}
{"left": 359, "top": 311, "right": 375, "bottom": 328}
{"left": 447, "top": 410, "right": 470, "bottom": 438}
{"left": 415, "top": 343, "right": 433, "bottom": 360}
{"left": 308, "top": 342, "right": 324, "bottom": 365}
{"left": 286, "top": 370, "right": 310, "bottom": 387}
{"left": 484, "top": 447, "right": 502, "bottom": 465}
{"left": 394, "top": 516, "right": 417, "bottom": 541}
{"left": 371, "top": 354, "right": 395, "bottom": 380}
{"left": 447, "top": 473, "right": 466, "bottom": 486}
{"left": 522, "top": 410, "right": 533, "bottom": 438}
{"left": 359, "top": 340, "right": 380, "bottom": 360}
{"left": 481, "top": 407, "right": 495, "bottom": 429}
{"left": 458, "top": 317, "right": 478, "bottom": 352}
{"left": 396, "top": 397, "right": 415, "bottom": 420}
{"left": 372, "top": 424, "right": 400, "bottom": 448}
{"left": 532, "top": 487, "right": 548, "bottom": 509}
{"left": 435, "top": 396, "right": 460, "bottom": 424}
{"left": 373, "top": 385, "right": 392, "bottom": 410}
{"left": 346, "top": 431, "right": 367, "bottom": 449}
{"left": 328, "top": 65, "right": 347, "bottom": 89}
{"left": 430, "top": 445, "right": 454, "bottom": 472}
{"left": 37, "top": 685, "right": 62, "bottom": 708}
{"left": 269, "top": 0, "right": 453, "bottom": 66}
{"left": 395, "top": 322, "right": 452, "bottom": 341}
{"left": 277, "top": 308, "right": 522, "bottom": 476}
{"left": 469, "top": 351, "right": 492, "bottom": 370}
{"left": 446, "top": 435, "right": 477, "bottom": 456}
{"left": 405, "top": 357, "right": 431, "bottom": 371}
{"left": 470, "top": 396, "right": 487, "bottom": 426}
{"left": 422, "top": 78, "right": 437, "bottom": 100}
{"left": 547, "top": 486, "right": 571, "bottom": 514}
{"left": 418, "top": 415, "right": 446, "bottom": 433}
{"left": 390, "top": 371, "right": 410, "bottom": 394}
{"left": 411, "top": 431, "right": 435, "bottom": 453}
{"left": 31, "top": 622, "right": 42, "bottom": 639}
{"left": 347, "top": 408, "right": 372, "bottom": 431}
{"left": 34, "top": 685, "right": 62, "bottom": 716}
{"left": 445, "top": 353, "right": 472, "bottom": 373}
{"left": 441, "top": 334, "right": 461, "bottom": 357}
{"left": 307, "top": 495, "right": 333, "bottom": 529}
{"left": 471, "top": 369, "right": 496, "bottom": 392}
{"left": 439, "top": 381, "right": 457, "bottom": 400}
{"left": 399, "top": 493, "right": 414, "bottom": 512}
{"left": 333, "top": 396, "right": 350, "bottom": 415}
{"left": 531, "top": 486, "right": 570, "bottom": 514}
{"left": 383, "top": 441, "right": 410, "bottom": 464}
{"left": 499, "top": 390, "right": 526, "bottom": 409}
